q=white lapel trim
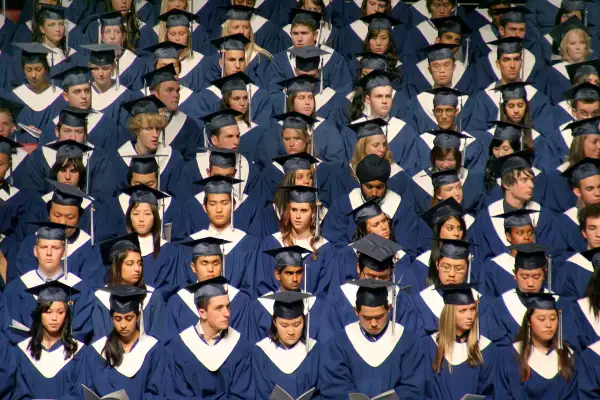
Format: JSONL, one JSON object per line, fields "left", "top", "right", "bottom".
{"left": 179, "top": 52, "right": 204, "bottom": 79}
{"left": 348, "top": 188, "right": 401, "bottom": 219}
{"left": 42, "top": 142, "right": 94, "bottom": 169}
{"left": 552, "top": 62, "right": 569, "bottom": 80}
{"left": 163, "top": 111, "right": 187, "bottom": 146}
{"left": 502, "top": 289, "right": 526, "bottom": 324}
{"left": 238, "top": 120, "right": 258, "bottom": 138}
{"left": 577, "top": 297, "right": 600, "bottom": 337}
{"left": 590, "top": 339, "right": 600, "bottom": 356}
{"left": 179, "top": 326, "right": 241, "bottom": 371}
{"left": 92, "top": 84, "right": 127, "bottom": 111}
{"left": 13, "top": 85, "right": 63, "bottom": 112}
{"left": 20, "top": 269, "right": 81, "bottom": 291}
{"left": 17, "top": 338, "right": 83, "bottom": 378}
{"left": 315, "top": 88, "right": 336, "bottom": 112}
{"left": 114, "top": 50, "right": 137, "bottom": 77}
{"left": 256, "top": 337, "right": 316, "bottom": 374}
{"left": 492, "top": 252, "right": 516, "bottom": 276}
{"left": 272, "top": 231, "right": 329, "bottom": 252}
{"left": 250, "top": 14, "right": 268, "bottom": 34}
{"left": 487, "top": 48, "right": 535, "bottom": 81}
{"left": 0, "top": 185, "right": 19, "bottom": 202}
{"left": 349, "top": 20, "right": 368, "bottom": 41}
{"left": 420, "top": 285, "right": 445, "bottom": 318}
{"left": 179, "top": 85, "right": 193, "bottom": 105}
{"left": 412, "top": 169, "right": 433, "bottom": 196}
{"left": 568, "top": 252, "right": 593, "bottom": 273}
{"left": 95, "top": 284, "right": 155, "bottom": 311}
{"left": 417, "top": 250, "right": 432, "bottom": 265}
{"left": 430, "top": 334, "right": 492, "bottom": 365}
{"left": 191, "top": 0, "right": 209, "bottom": 13}
{"left": 564, "top": 207, "right": 579, "bottom": 226}
{"left": 416, "top": 20, "right": 438, "bottom": 45}
{"left": 411, "top": 0, "right": 430, "bottom": 18}
{"left": 7, "top": 148, "right": 28, "bottom": 179}
{"left": 488, "top": 199, "right": 541, "bottom": 246}
{"left": 513, "top": 341, "right": 560, "bottom": 379}
{"left": 92, "top": 334, "right": 158, "bottom": 378}
{"left": 345, "top": 321, "right": 403, "bottom": 367}
{"left": 190, "top": 228, "right": 247, "bottom": 255}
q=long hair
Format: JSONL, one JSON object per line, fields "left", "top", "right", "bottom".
{"left": 125, "top": 202, "right": 161, "bottom": 259}
{"left": 363, "top": 29, "right": 399, "bottom": 72}
{"left": 103, "top": 0, "right": 140, "bottom": 47}
{"left": 430, "top": 147, "right": 462, "bottom": 173}
{"left": 280, "top": 201, "right": 319, "bottom": 259}
{"left": 282, "top": 127, "right": 313, "bottom": 155}
{"left": 274, "top": 171, "right": 309, "bottom": 217}
{"left": 287, "top": 91, "right": 316, "bottom": 118}
{"left": 427, "top": 216, "right": 467, "bottom": 286}
{"left": 360, "top": 0, "right": 392, "bottom": 15}
{"left": 49, "top": 157, "right": 87, "bottom": 191}
{"left": 515, "top": 308, "right": 574, "bottom": 382}
{"left": 268, "top": 314, "right": 307, "bottom": 346}
{"left": 433, "top": 303, "right": 483, "bottom": 374}
{"left": 349, "top": 87, "right": 368, "bottom": 123}
{"left": 107, "top": 248, "right": 146, "bottom": 288}
{"left": 102, "top": 310, "right": 140, "bottom": 368}
{"left": 28, "top": 301, "right": 78, "bottom": 361}
{"left": 560, "top": 28, "right": 592, "bottom": 63}
{"left": 350, "top": 136, "right": 394, "bottom": 178}
{"left": 352, "top": 213, "right": 396, "bottom": 243}
{"left": 568, "top": 135, "right": 591, "bottom": 165}
{"left": 102, "top": 23, "right": 135, "bottom": 52}
{"left": 221, "top": 20, "right": 272, "bottom": 62}
{"left": 158, "top": 0, "right": 189, "bottom": 52}
{"left": 484, "top": 138, "right": 521, "bottom": 190}
{"left": 32, "top": 13, "right": 69, "bottom": 61}
{"left": 584, "top": 264, "right": 600, "bottom": 319}
{"left": 499, "top": 100, "right": 534, "bottom": 151}
{"left": 220, "top": 91, "right": 250, "bottom": 127}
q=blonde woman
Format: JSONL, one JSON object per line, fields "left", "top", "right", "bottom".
{"left": 221, "top": 3, "right": 284, "bottom": 55}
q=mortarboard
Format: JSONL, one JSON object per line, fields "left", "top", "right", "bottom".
{"left": 96, "top": 11, "right": 125, "bottom": 27}
{"left": 563, "top": 82, "right": 600, "bottom": 102}
{"left": 13, "top": 42, "right": 53, "bottom": 64}
{"left": 46, "top": 179, "right": 93, "bottom": 206}
{"left": 182, "top": 237, "right": 229, "bottom": 257}
{"left": 421, "top": 197, "right": 464, "bottom": 228}
{"left": 492, "top": 81, "right": 531, "bottom": 101}
{"left": 208, "top": 148, "right": 237, "bottom": 169}
{"left": 492, "top": 150, "right": 532, "bottom": 178}
{"left": 561, "top": 0, "right": 589, "bottom": 12}
{"left": 494, "top": 208, "right": 536, "bottom": 229}
{"left": 25, "top": 280, "right": 79, "bottom": 303}
{"left": 56, "top": 107, "right": 90, "bottom": 128}
{"left": 0, "top": 136, "right": 22, "bottom": 156}
{"left": 348, "top": 118, "right": 387, "bottom": 139}
{"left": 98, "top": 233, "right": 140, "bottom": 266}
{"left": 200, "top": 109, "right": 242, "bottom": 130}
{"left": 566, "top": 59, "right": 600, "bottom": 84}
{"left": 273, "top": 152, "right": 318, "bottom": 173}
{"left": 196, "top": 175, "right": 243, "bottom": 194}
{"left": 277, "top": 185, "right": 318, "bottom": 203}
{"left": 561, "top": 157, "right": 600, "bottom": 187}
{"left": 346, "top": 198, "right": 383, "bottom": 225}
{"left": 564, "top": 116, "right": 600, "bottom": 136}
{"left": 430, "top": 129, "right": 469, "bottom": 149}
{"left": 549, "top": 17, "right": 589, "bottom": 51}
{"left": 45, "top": 139, "right": 93, "bottom": 159}
{"left": 519, "top": 291, "right": 557, "bottom": 310}
{"left": 122, "top": 96, "right": 165, "bottom": 116}
{"left": 264, "top": 245, "right": 310, "bottom": 269}
{"left": 185, "top": 276, "right": 229, "bottom": 306}
{"left": 0, "top": 97, "right": 24, "bottom": 120}
{"left": 121, "top": 184, "right": 168, "bottom": 206}
{"left": 141, "top": 64, "right": 177, "bottom": 89}
{"left": 210, "top": 34, "right": 250, "bottom": 52}
{"left": 431, "top": 169, "right": 460, "bottom": 188}
{"left": 497, "top": 5, "right": 531, "bottom": 22}
{"left": 38, "top": 5, "right": 66, "bottom": 21}
{"left": 51, "top": 66, "right": 90, "bottom": 89}
{"left": 437, "top": 238, "right": 471, "bottom": 260}
{"left": 432, "top": 15, "right": 472, "bottom": 36}
{"left": 490, "top": 120, "right": 526, "bottom": 141}
{"left": 262, "top": 291, "right": 312, "bottom": 320}
{"left": 424, "top": 43, "right": 459, "bottom": 62}
{"left": 359, "top": 12, "right": 400, "bottom": 32}
{"left": 581, "top": 246, "right": 600, "bottom": 270}
{"left": 128, "top": 155, "right": 159, "bottom": 175}
{"left": 98, "top": 284, "right": 148, "bottom": 314}
{"left": 30, "top": 221, "right": 72, "bottom": 241}
{"left": 288, "top": 46, "right": 330, "bottom": 72}
{"left": 222, "top": 5, "right": 254, "bottom": 20}
{"left": 351, "top": 279, "right": 396, "bottom": 308}
{"left": 273, "top": 112, "right": 316, "bottom": 130}
{"left": 351, "top": 234, "right": 401, "bottom": 272}
{"left": 438, "top": 282, "right": 477, "bottom": 305}
{"left": 157, "top": 8, "right": 198, "bottom": 27}
{"left": 428, "top": 87, "right": 463, "bottom": 106}
{"left": 513, "top": 243, "right": 547, "bottom": 269}
{"left": 277, "top": 75, "right": 318, "bottom": 94}
{"left": 289, "top": 8, "right": 322, "bottom": 26}
{"left": 487, "top": 36, "right": 524, "bottom": 58}
{"left": 356, "top": 70, "right": 397, "bottom": 91}
{"left": 355, "top": 52, "right": 388, "bottom": 71}
{"left": 80, "top": 43, "right": 120, "bottom": 66}
{"left": 144, "top": 41, "right": 186, "bottom": 60}
{"left": 212, "top": 72, "right": 253, "bottom": 93}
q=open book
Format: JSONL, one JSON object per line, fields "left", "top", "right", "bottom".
{"left": 82, "top": 385, "right": 129, "bottom": 400}
{"left": 269, "top": 385, "right": 316, "bottom": 400}
{"left": 460, "top": 396, "right": 485, "bottom": 400}
{"left": 348, "top": 390, "right": 399, "bottom": 400}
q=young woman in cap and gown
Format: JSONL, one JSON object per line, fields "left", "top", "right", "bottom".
{"left": 91, "top": 234, "right": 167, "bottom": 342}
{"left": 422, "top": 283, "right": 498, "bottom": 400}
{"left": 167, "top": 237, "right": 252, "bottom": 339}
{"left": 494, "top": 292, "right": 578, "bottom": 400}
{"left": 12, "top": 281, "right": 88, "bottom": 400}
{"left": 94, "top": 0, "right": 155, "bottom": 27}
{"left": 166, "top": 276, "right": 254, "bottom": 399}
{"left": 319, "top": 279, "right": 427, "bottom": 399}
{"left": 87, "top": 284, "right": 168, "bottom": 399}
{"left": 252, "top": 291, "right": 321, "bottom": 400}
{"left": 340, "top": 12, "right": 403, "bottom": 63}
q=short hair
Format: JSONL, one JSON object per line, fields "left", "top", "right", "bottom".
{"left": 192, "top": 254, "right": 224, "bottom": 265}
{"left": 579, "top": 203, "right": 600, "bottom": 230}
{"left": 127, "top": 113, "right": 168, "bottom": 133}
{"left": 572, "top": 97, "right": 600, "bottom": 111}
{"left": 501, "top": 168, "right": 534, "bottom": 192}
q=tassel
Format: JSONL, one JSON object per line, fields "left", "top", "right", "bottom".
{"left": 558, "top": 309, "right": 563, "bottom": 350}
{"left": 222, "top": 243, "right": 226, "bottom": 277}
{"left": 247, "top": 83, "right": 252, "bottom": 122}
{"left": 467, "top": 253, "right": 472, "bottom": 283}
{"left": 547, "top": 255, "right": 552, "bottom": 293}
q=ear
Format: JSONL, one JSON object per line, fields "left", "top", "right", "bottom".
{"left": 571, "top": 107, "right": 578, "bottom": 118}
{"left": 201, "top": 203, "right": 207, "bottom": 214}
{"left": 198, "top": 308, "right": 207, "bottom": 321}
{"left": 33, "top": 245, "right": 38, "bottom": 259}
{"left": 218, "top": 56, "right": 223, "bottom": 69}
{"left": 428, "top": 65, "right": 432, "bottom": 75}
{"left": 54, "top": 127, "right": 60, "bottom": 138}
{"left": 582, "top": 228, "right": 589, "bottom": 240}
{"left": 505, "top": 231, "right": 513, "bottom": 244}
{"left": 495, "top": 59, "right": 501, "bottom": 70}
{"left": 356, "top": 263, "right": 361, "bottom": 276}
{"left": 499, "top": 26, "right": 505, "bottom": 37}
{"left": 274, "top": 269, "right": 281, "bottom": 282}
{"left": 434, "top": 37, "right": 440, "bottom": 44}
{"left": 364, "top": 94, "right": 371, "bottom": 105}
{"left": 573, "top": 187, "right": 582, "bottom": 199}
{"left": 61, "top": 91, "right": 69, "bottom": 102}
{"left": 190, "top": 261, "right": 197, "bottom": 275}
{"left": 206, "top": 168, "right": 212, "bottom": 177}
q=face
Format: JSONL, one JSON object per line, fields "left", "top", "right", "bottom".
{"left": 90, "top": 63, "right": 116, "bottom": 86}
{"left": 156, "top": 59, "right": 181, "bottom": 76}
{"left": 0, "top": 154, "right": 9, "bottom": 182}
{"left": 366, "top": 213, "right": 391, "bottom": 239}
{"left": 34, "top": 239, "right": 64, "bottom": 271}
{"left": 275, "top": 316, "right": 304, "bottom": 347}
{"left": 361, "top": 180, "right": 386, "bottom": 200}
{"left": 294, "top": 169, "right": 313, "bottom": 186}
{"left": 112, "top": 311, "right": 138, "bottom": 338}
{"left": 282, "top": 128, "right": 307, "bottom": 154}
{"left": 228, "top": 20, "right": 251, "bottom": 40}
{"left": 41, "top": 302, "right": 67, "bottom": 335}
{"left": 530, "top": 309, "right": 558, "bottom": 342}
{"left": 56, "top": 124, "right": 85, "bottom": 143}
{"left": 208, "top": 165, "right": 236, "bottom": 178}
{"left": 438, "top": 32, "right": 461, "bottom": 47}
{"left": 496, "top": 53, "right": 522, "bottom": 83}
{"left": 573, "top": 101, "right": 600, "bottom": 120}
{"left": 437, "top": 181, "right": 464, "bottom": 204}
{"left": 275, "top": 265, "right": 304, "bottom": 291}
{"left": 434, "top": 151, "right": 457, "bottom": 170}
{"left": 120, "top": 251, "right": 142, "bottom": 285}
{"left": 220, "top": 50, "right": 246, "bottom": 76}
{"left": 302, "top": 0, "right": 322, "bottom": 12}
{"left": 56, "top": 164, "right": 80, "bottom": 187}
{"left": 566, "top": 30, "right": 587, "bottom": 63}
{"left": 200, "top": 294, "right": 231, "bottom": 331}
{"left": 364, "top": 135, "right": 388, "bottom": 158}
{"left": 192, "top": 255, "right": 223, "bottom": 281}
{"left": 49, "top": 203, "right": 79, "bottom": 237}
{"left": 575, "top": 175, "right": 600, "bottom": 205}
{"left": 500, "top": 22, "right": 526, "bottom": 39}
{"left": 228, "top": 90, "right": 248, "bottom": 114}
{"left": 357, "top": 305, "right": 389, "bottom": 335}
{"left": 291, "top": 24, "right": 317, "bottom": 48}
{"left": 154, "top": 81, "right": 180, "bottom": 111}
{"left": 369, "top": 30, "right": 390, "bottom": 55}
{"left": 584, "top": 134, "right": 600, "bottom": 159}
{"left": 582, "top": 216, "right": 600, "bottom": 248}
{"left": 429, "top": 58, "right": 454, "bottom": 87}
{"left": 506, "top": 225, "right": 535, "bottom": 245}
{"left": 0, "top": 112, "right": 14, "bottom": 137}
{"left": 40, "top": 19, "right": 65, "bottom": 44}
{"left": 505, "top": 171, "right": 534, "bottom": 202}
{"left": 366, "top": 86, "right": 392, "bottom": 118}
{"left": 455, "top": 303, "right": 476, "bottom": 334}
{"left": 102, "top": 26, "right": 124, "bottom": 45}
{"left": 212, "top": 125, "right": 240, "bottom": 150}
{"left": 358, "top": 265, "right": 392, "bottom": 281}
{"left": 130, "top": 203, "right": 154, "bottom": 235}
{"left": 364, "top": 0, "right": 387, "bottom": 15}
{"left": 112, "top": 0, "right": 133, "bottom": 12}
{"left": 203, "top": 193, "right": 232, "bottom": 228}
{"left": 167, "top": 0, "right": 187, "bottom": 11}
{"left": 492, "top": 140, "right": 514, "bottom": 158}
{"left": 504, "top": 99, "right": 527, "bottom": 123}
{"left": 137, "top": 125, "right": 160, "bottom": 152}
{"left": 433, "top": 105, "right": 458, "bottom": 129}
{"left": 24, "top": 63, "right": 47, "bottom": 89}
{"left": 429, "top": 0, "right": 454, "bottom": 18}
{"left": 436, "top": 257, "right": 467, "bottom": 284}
{"left": 293, "top": 92, "right": 315, "bottom": 116}
{"left": 63, "top": 84, "right": 91, "bottom": 109}
{"left": 288, "top": 202, "right": 313, "bottom": 232}
{"left": 233, "top": 0, "right": 254, "bottom": 5}
{"left": 439, "top": 216, "right": 464, "bottom": 240}
{"left": 130, "top": 172, "right": 158, "bottom": 189}
{"left": 167, "top": 26, "right": 189, "bottom": 46}
{"left": 515, "top": 267, "right": 544, "bottom": 293}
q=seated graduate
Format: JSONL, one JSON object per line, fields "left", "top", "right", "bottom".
{"left": 328, "top": 0, "right": 409, "bottom": 29}
{"left": 555, "top": 59, "right": 600, "bottom": 129}
{"left": 0, "top": 98, "right": 28, "bottom": 187}
{"left": 87, "top": 284, "right": 167, "bottom": 399}
{"left": 579, "top": 337, "right": 600, "bottom": 400}
{"left": 282, "top": 6, "right": 340, "bottom": 51}
{"left": 471, "top": 152, "right": 559, "bottom": 261}
{"left": 167, "top": 237, "right": 252, "bottom": 337}
{"left": 12, "top": 281, "right": 87, "bottom": 400}
{"left": 10, "top": 43, "right": 66, "bottom": 143}
{"left": 255, "top": 185, "right": 336, "bottom": 297}
{"left": 249, "top": 246, "right": 322, "bottom": 342}
{"left": 252, "top": 291, "right": 320, "bottom": 399}
{"left": 479, "top": 209, "right": 538, "bottom": 297}
{"left": 323, "top": 154, "right": 419, "bottom": 253}
{"left": 116, "top": 95, "right": 185, "bottom": 196}
{"left": 166, "top": 276, "right": 254, "bottom": 399}
{"left": 422, "top": 283, "right": 498, "bottom": 400}
{"left": 92, "top": 234, "right": 166, "bottom": 342}
{"left": 140, "top": 64, "right": 204, "bottom": 162}
{"left": 94, "top": 0, "right": 156, "bottom": 25}
{"left": 319, "top": 279, "right": 427, "bottom": 399}
{"left": 120, "top": 184, "right": 185, "bottom": 299}
{"left": 3, "top": 222, "right": 94, "bottom": 344}
{"left": 495, "top": 292, "right": 577, "bottom": 400}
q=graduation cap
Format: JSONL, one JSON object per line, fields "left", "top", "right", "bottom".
{"left": 487, "top": 36, "right": 524, "bottom": 58}
{"left": 98, "top": 284, "right": 148, "bottom": 314}
{"left": 158, "top": 8, "right": 198, "bottom": 27}
{"left": 262, "top": 291, "right": 312, "bottom": 320}
{"left": 421, "top": 197, "right": 463, "bottom": 229}
{"left": 561, "top": 0, "right": 590, "bottom": 12}
{"left": 182, "top": 237, "right": 229, "bottom": 257}
{"left": 196, "top": 175, "right": 243, "bottom": 194}
{"left": 431, "top": 169, "right": 460, "bottom": 188}
{"left": 348, "top": 118, "right": 387, "bottom": 139}
{"left": 288, "top": 46, "right": 330, "bottom": 72}
{"left": 565, "top": 59, "right": 600, "bottom": 84}
{"left": 355, "top": 154, "right": 391, "bottom": 184}
{"left": 549, "top": 17, "right": 589, "bottom": 51}
{"left": 144, "top": 41, "right": 187, "bottom": 60}
{"left": 96, "top": 11, "right": 125, "bottom": 27}
{"left": 512, "top": 243, "right": 547, "bottom": 269}
{"left": 277, "top": 75, "right": 318, "bottom": 94}
{"left": 497, "top": 5, "right": 531, "bottom": 22}
{"left": 122, "top": 96, "right": 165, "bottom": 116}
{"left": 31, "top": 220, "right": 72, "bottom": 241}
{"left": 492, "top": 81, "right": 530, "bottom": 101}
{"left": 563, "top": 82, "right": 600, "bottom": 102}
{"left": 493, "top": 208, "right": 536, "bottom": 229}
{"left": 98, "top": 232, "right": 140, "bottom": 266}
{"left": 56, "top": 107, "right": 90, "bottom": 128}
{"left": 185, "top": 276, "right": 229, "bottom": 306}
{"left": 141, "top": 64, "right": 177, "bottom": 89}
{"left": 264, "top": 245, "right": 310, "bottom": 269}
{"left": 0, "top": 136, "right": 22, "bottom": 156}
{"left": 436, "top": 238, "right": 471, "bottom": 260}
{"left": 438, "top": 282, "right": 477, "bottom": 305}
{"left": 45, "top": 139, "right": 93, "bottom": 159}
{"left": 352, "top": 234, "right": 401, "bottom": 272}
{"left": 200, "top": 109, "right": 242, "bottom": 130}
{"left": 581, "top": 246, "right": 600, "bottom": 269}
{"left": 51, "top": 66, "right": 90, "bottom": 89}
{"left": 13, "top": 42, "right": 53, "bottom": 64}
{"left": 128, "top": 155, "right": 159, "bottom": 175}
{"left": 519, "top": 291, "right": 556, "bottom": 309}
{"left": 430, "top": 129, "right": 469, "bottom": 149}
{"left": 564, "top": 116, "right": 600, "bottom": 136}
{"left": 346, "top": 198, "right": 383, "bottom": 225}
{"left": 428, "top": 87, "right": 463, "bottom": 107}
{"left": 25, "top": 280, "right": 79, "bottom": 303}
{"left": 121, "top": 184, "right": 168, "bottom": 206}
{"left": 221, "top": 5, "right": 255, "bottom": 20}
{"left": 355, "top": 52, "right": 388, "bottom": 71}
{"left": 424, "top": 43, "right": 459, "bottom": 63}
{"left": 208, "top": 148, "right": 237, "bottom": 169}
{"left": 351, "top": 279, "right": 396, "bottom": 308}
{"left": 490, "top": 120, "right": 527, "bottom": 141}
{"left": 80, "top": 43, "right": 120, "bottom": 66}
{"left": 46, "top": 179, "right": 93, "bottom": 206}
{"left": 560, "top": 157, "right": 600, "bottom": 187}
{"left": 492, "top": 150, "right": 532, "bottom": 178}
{"left": 212, "top": 72, "right": 253, "bottom": 93}
{"left": 210, "top": 34, "right": 250, "bottom": 52}
{"left": 356, "top": 70, "right": 397, "bottom": 91}
{"left": 359, "top": 12, "right": 400, "bottom": 32}
{"left": 273, "top": 152, "right": 318, "bottom": 173}
{"left": 431, "top": 16, "right": 472, "bottom": 36}
{"left": 0, "top": 97, "right": 25, "bottom": 120}
{"left": 38, "top": 4, "right": 66, "bottom": 21}
{"left": 277, "top": 185, "right": 318, "bottom": 203}
{"left": 273, "top": 112, "right": 316, "bottom": 130}
{"left": 289, "top": 8, "right": 322, "bottom": 26}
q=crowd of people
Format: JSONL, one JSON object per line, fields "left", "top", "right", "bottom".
{"left": 0, "top": 0, "right": 600, "bottom": 398}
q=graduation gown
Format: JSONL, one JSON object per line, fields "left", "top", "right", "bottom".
{"left": 91, "top": 285, "right": 166, "bottom": 342}
{"left": 545, "top": 61, "right": 583, "bottom": 106}
{"left": 556, "top": 206, "right": 587, "bottom": 254}
{"left": 579, "top": 339, "right": 600, "bottom": 400}
{"left": 405, "top": 59, "right": 476, "bottom": 98}
{"left": 138, "top": 22, "right": 216, "bottom": 58}
{"left": 218, "top": 15, "right": 287, "bottom": 55}
{"left": 480, "top": 252, "right": 518, "bottom": 298}
{"left": 136, "top": 235, "right": 185, "bottom": 301}
{"left": 407, "top": 0, "right": 470, "bottom": 31}
{"left": 408, "top": 91, "right": 472, "bottom": 134}
{"left": 0, "top": 51, "right": 14, "bottom": 89}
{"left": 167, "top": 326, "right": 254, "bottom": 400}
{"left": 328, "top": 0, "right": 412, "bottom": 29}
{"left": 525, "top": 0, "right": 600, "bottom": 36}
{"left": 282, "top": 20, "right": 340, "bottom": 51}
{"left": 91, "top": 83, "right": 139, "bottom": 136}
{"left": 252, "top": 339, "right": 320, "bottom": 400}
{"left": 338, "top": 20, "right": 405, "bottom": 61}
{"left": 175, "top": 51, "right": 210, "bottom": 91}
{"left": 13, "top": 339, "right": 87, "bottom": 400}
{"left": 555, "top": 252, "right": 593, "bottom": 298}
{"left": 156, "top": 111, "right": 204, "bottom": 162}
{"left": 319, "top": 321, "right": 427, "bottom": 399}
{"left": 0, "top": 16, "right": 15, "bottom": 54}
{"left": 87, "top": 335, "right": 167, "bottom": 399}
{"left": 5, "top": 146, "right": 29, "bottom": 191}
{"left": 203, "top": 50, "right": 271, "bottom": 91}
{"left": 0, "top": 332, "right": 15, "bottom": 398}
{"left": 0, "top": 183, "right": 32, "bottom": 242}
{"left": 403, "top": 21, "right": 473, "bottom": 64}
{"left": 10, "top": 85, "right": 65, "bottom": 143}
{"left": 270, "top": 84, "right": 345, "bottom": 123}
{"left": 568, "top": 297, "right": 600, "bottom": 351}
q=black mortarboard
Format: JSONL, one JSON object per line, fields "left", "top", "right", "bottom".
{"left": 264, "top": 245, "right": 310, "bottom": 269}
{"left": 121, "top": 184, "right": 168, "bottom": 205}
{"left": 26, "top": 281, "right": 79, "bottom": 303}
{"left": 355, "top": 154, "right": 391, "bottom": 183}
{"left": 513, "top": 243, "right": 547, "bottom": 269}
{"left": 581, "top": 247, "right": 600, "bottom": 269}
{"left": 359, "top": 12, "right": 400, "bottom": 31}
{"left": 185, "top": 276, "right": 229, "bottom": 306}
{"left": 157, "top": 9, "right": 198, "bottom": 27}
{"left": 352, "top": 234, "right": 401, "bottom": 272}
{"left": 144, "top": 41, "right": 186, "bottom": 60}
{"left": 351, "top": 279, "right": 395, "bottom": 308}
{"left": 80, "top": 43, "right": 120, "bottom": 66}
{"left": 430, "top": 129, "right": 469, "bottom": 149}
{"left": 498, "top": 5, "right": 531, "bottom": 23}
{"left": 561, "top": 0, "right": 589, "bottom": 12}
{"left": 38, "top": 5, "right": 66, "bottom": 20}
{"left": 566, "top": 59, "right": 600, "bottom": 84}
{"left": 431, "top": 169, "right": 460, "bottom": 188}
{"left": 421, "top": 197, "right": 463, "bottom": 228}
{"left": 222, "top": 5, "right": 255, "bottom": 20}
{"left": 99, "top": 233, "right": 140, "bottom": 266}
{"left": 51, "top": 66, "right": 90, "bottom": 89}
{"left": 494, "top": 208, "right": 536, "bottom": 229}
{"left": 210, "top": 34, "right": 250, "bottom": 52}
{"left": 47, "top": 179, "right": 93, "bottom": 206}
{"left": 561, "top": 157, "right": 600, "bottom": 187}
{"left": 196, "top": 175, "right": 243, "bottom": 194}
{"left": 348, "top": 118, "right": 387, "bottom": 139}
{"left": 277, "top": 185, "right": 318, "bottom": 203}
{"left": 262, "top": 291, "right": 312, "bottom": 319}
{"left": 122, "top": 96, "right": 165, "bottom": 116}
{"left": 277, "top": 75, "right": 318, "bottom": 94}
{"left": 45, "top": 140, "right": 93, "bottom": 159}
{"left": 424, "top": 43, "right": 459, "bottom": 62}
{"left": 492, "top": 81, "right": 530, "bottom": 101}
{"left": 563, "top": 82, "right": 600, "bottom": 102}
{"left": 208, "top": 148, "right": 237, "bottom": 169}
{"left": 355, "top": 52, "right": 388, "bottom": 71}
{"left": 0, "top": 136, "right": 22, "bottom": 156}
{"left": 490, "top": 120, "right": 526, "bottom": 141}
{"left": 432, "top": 16, "right": 472, "bottom": 36}
{"left": 437, "top": 238, "right": 471, "bottom": 260}
{"left": 288, "top": 46, "right": 330, "bottom": 72}
{"left": 564, "top": 116, "right": 600, "bottom": 136}
{"left": 98, "top": 284, "right": 148, "bottom": 314}
{"left": 273, "top": 112, "right": 316, "bottom": 130}
{"left": 429, "top": 87, "right": 463, "bottom": 106}
{"left": 492, "top": 150, "right": 532, "bottom": 178}
{"left": 519, "top": 291, "right": 557, "bottom": 310}
{"left": 488, "top": 36, "right": 524, "bottom": 58}
{"left": 13, "top": 43, "right": 52, "bottom": 64}
{"left": 200, "top": 109, "right": 242, "bottom": 129}
{"left": 289, "top": 8, "right": 322, "bottom": 26}
{"left": 141, "top": 64, "right": 177, "bottom": 88}
{"left": 356, "top": 70, "right": 397, "bottom": 91}
{"left": 57, "top": 107, "right": 90, "bottom": 128}
{"left": 549, "top": 17, "right": 588, "bottom": 51}
{"left": 0, "top": 97, "right": 24, "bottom": 120}
{"left": 96, "top": 11, "right": 124, "bottom": 27}
{"left": 273, "top": 152, "right": 318, "bottom": 173}
{"left": 182, "top": 237, "right": 229, "bottom": 257}
{"left": 346, "top": 198, "right": 383, "bottom": 225}
{"left": 31, "top": 221, "right": 71, "bottom": 241}
{"left": 438, "top": 282, "right": 476, "bottom": 305}
{"left": 128, "top": 155, "right": 159, "bottom": 175}
{"left": 212, "top": 72, "right": 253, "bottom": 93}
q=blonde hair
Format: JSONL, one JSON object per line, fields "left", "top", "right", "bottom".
{"left": 433, "top": 303, "right": 483, "bottom": 374}
{"left": 568, "top": 134, "right": 592, "bottom": 165}
{"left": 560, "top": 28, "right": 592, "bottom": 63}
{"left": 350, "top": 135, "right": 394, "bottom": 177}
{"left": 282, "top": 127, "right": 312, "bottom": 154}
{"left": 221, "top": 20, "right": 272, "bottom": 61}
{"left": 127, "top": 113, "right": 168, "bottom": 135}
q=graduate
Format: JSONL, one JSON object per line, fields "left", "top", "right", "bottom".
{"left": 3, "top": 222, "right": 94, "bottom": 345}
{"left": 249, "top": 246, "right": 322, "bottom": 342}
{"left": 340, "top": 11, "right": 402, "bottom": 64}
{"left": 494, "top": 292, "right": 577, "bottom": 400}
{"left": 578, "top": 338, "right": 600, "bottom": 400}
{"left": 91, "top": 234, "right": 167, "bottom": 342}
{"left": 422, "top": 283, "right": 498, "bottom": 400}
{"left": 252, "top": 291, "right": 320, "bottom": 400}
{"left": 282, "top": 7, "right": 339, "bottom": 51}
{"left": 87, "top": 284, "right": 168, "bottom": 399}
{"left": 527, "top": 0, "right": 600, "bottom": 37}
{"left": 319, "top": 279, "right": 427, "bottom": 399}
{"left": 0, "top": 98, "right": 28, "bottom": 188}
{"left": 166, "top": 237, "right": 252, "bottom": 338}
{"left": 552, "top": 59, "right": 600, "bottom": 127}
{"left": 0, "top": 328, "right": 15, "bottom": 398}
{"left": 328, "top": 0, "right": 410, "bottom": 30}
{"left": 407, "top": 0, "right": 470, "bottom": 30}
{"left": 322, "top": 154, "right": 419, "bottom": 254}
{"left": 166, "top": 276, "right": 255, "bottom": 399}
{"left": 93, "top": 0, "right": 153, "bottom": 33}
{"left": 11, "top": 281, "right": 87, "bottom": 400}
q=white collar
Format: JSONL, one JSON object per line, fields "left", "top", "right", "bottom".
{"left": 91, "top": 84, "right": 128, "bottom": 111}
{"left": 42, "top": 140, "right": 94, "bottom": 168}
{"left": 512, "top": 341, "right": 561, "bottom": 379}
{"left": 491, "top": 252, "right": 516, "bottom": 276}
{"left": 179, "top": 325, "right": 241, "bottom": 371}
{"left": 95, "top": 284, "right": 155, "bottom": 312}
{"left": 91, "top": 334, "right": 158, "bottom": 378}
{"left": 348, "top": 188, "right": 402, "bottom": 219}
{"left": 114, "top": 49, "right": 137, "bottom": 77}
{"left": 567, "top": 252, "right": 593, "bottom": 273}
{"left": 138, "top": 234, "right": 167, "bottom": 257}
{"left": 162, "top": 111, "right": 188, "bottom": 146}
{"left": 411, "top": 167, "right": 469, "bottom": 197}
{"left": 17, "top": 338, "right": 84, "bottom": 378}
{"left": 41, "top": 190, "right": 92, "bottom": 212}
{"left": 118, "top": 141, "right": 173, "bottom": 173}
{"left": 563, "top": 207, "right": 579, "bottom": 226}
{"left": 13, "top": 84, "right": 63, "bottom": 112}
{"left": 577, "top": 297, "right": 600, "bottom": 337}
{"left": 191, "top": 228, "right": 247, "bottom": 255}
{"left": 344, "top": 321, "right": 403, "bottom": 367}
{"left": 272, "top": 231, "right": 328, "bottom": 251}
{"left": 421, "top": 284, "right": 482, "bottom": 318}
{"left": 430, "top": 334, "right": 492, "bottom": 365}
{"left": 179, "top": 51, "right": 204, "bottom": 79}
{"left": 486, "top": 48, "right": 536, "bottom": 82}
{"left": 20, "top": 269, "right": 81, "bottom": 291}
{"left": 256, "top": 337, "right": 316, "bottom": 374}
